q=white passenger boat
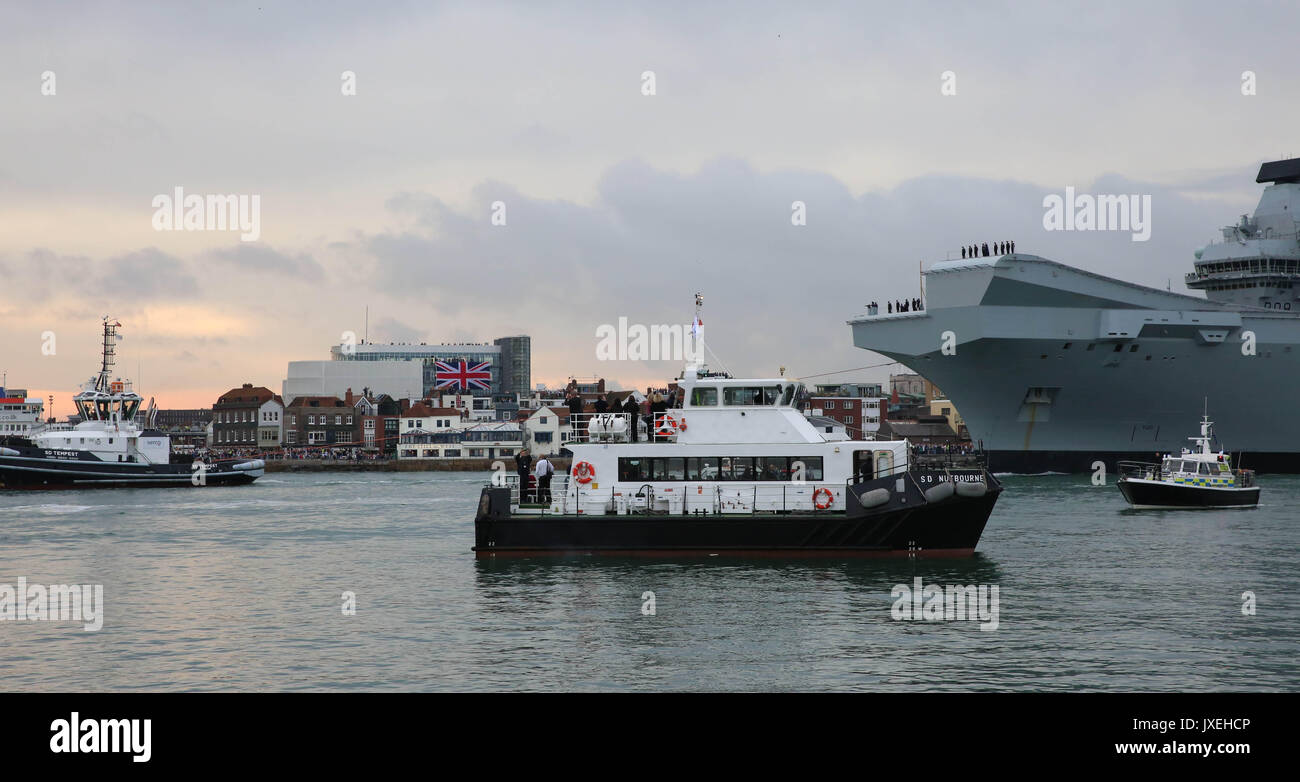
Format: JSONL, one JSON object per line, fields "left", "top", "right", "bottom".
{"left": 474, "top": 300, "right": 1002, "bottom": 557}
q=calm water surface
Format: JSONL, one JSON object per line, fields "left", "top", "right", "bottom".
{"left": 1, "top": 472, "right": 1296, "bottom": 691}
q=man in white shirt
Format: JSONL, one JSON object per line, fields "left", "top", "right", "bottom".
{"left": 534, "top": 456, "right": 554, "bottom": 504}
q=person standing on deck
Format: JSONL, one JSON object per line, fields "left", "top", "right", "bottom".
{"left": 622, "top": 394, "right": 641, "bottom": 442}
{"left": 515, "top": 448, "right": 533, "bottom": 502}
{"left": 534, "top": 455, "right": 554, "bottom": 504}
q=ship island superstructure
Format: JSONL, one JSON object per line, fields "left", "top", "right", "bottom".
{"left": 850, "top": 158, "right": 1300, "bottom": 473}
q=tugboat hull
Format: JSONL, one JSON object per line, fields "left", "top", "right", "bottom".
{"left": 0, "top": 452, "right": 263, "bottom": 489}
{"left": 473, "top": 483, "right": 1001, "bottom": 557}
{"left": 1118, "top": 478, "right": 1259, "bottom": 509}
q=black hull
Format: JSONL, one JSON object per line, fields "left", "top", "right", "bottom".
{"left": 0, "top": 455, "right": 261, "bottom": 489}
{"left": 990, "top": 449, "right": 1285, "bottom": 475}
{"left": 1117, "top": 478, "right": 1260, "bottom": 509}
{"left": 473, "top": 479, "right": 1002, "bottom": 558}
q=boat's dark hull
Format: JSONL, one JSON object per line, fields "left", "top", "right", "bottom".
{"left": 0, "top": 454, "right": 262, "bottom": 489}
{"left": 1117, "top": 478, "right": 1259, "bottom": 508}
{"left": 473, "top": 481, "right": 1001, "bottom": 558}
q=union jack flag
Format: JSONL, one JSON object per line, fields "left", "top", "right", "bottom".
{"left": 434, "top": 360, "right": 492, "bottom": 390}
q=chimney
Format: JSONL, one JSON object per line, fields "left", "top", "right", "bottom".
{"left": 345, "top": 388, "right": 354, "bottom": 406}
{"left": 242, "top": 383, "right": 253, "bottom": 389}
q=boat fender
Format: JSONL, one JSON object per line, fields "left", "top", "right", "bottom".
{"left": 923, "top": 481, "right": 955, "bottom": 503}
{"left": 859, "top": 488, "right": 890, "bottom": 508}
{"left": 0, "top": 447, "right": 19, "bottom": 456}
{"left": 955, "top": 481, "right": 987, "bottom": 498}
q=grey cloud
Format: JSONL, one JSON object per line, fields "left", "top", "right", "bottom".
{"left": 205, "top": 244, "right": 324, "bottom": 276}
{"left": 348, "top": 157, "right": 1249, "bottom": 382}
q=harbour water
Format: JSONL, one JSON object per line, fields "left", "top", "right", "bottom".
{"left": 1, "top": 473, "right": 1296, "bottom": 691}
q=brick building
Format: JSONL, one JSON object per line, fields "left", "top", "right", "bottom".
{"left": 212, "top": 383, "right": 276, "bottom": 448}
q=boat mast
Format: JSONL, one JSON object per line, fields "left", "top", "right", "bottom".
{"left": 691, "top": 292, "right": 704, "bottom": 371}
{"left": 97, "top": 317, "right": 122, "bottom": 393}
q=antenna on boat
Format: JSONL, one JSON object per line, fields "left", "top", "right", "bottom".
{"left": 690, "top": 292, "right": 705, "bottom": 372}
{"left": 97, "top": 316, "right": 122, "bottom": 393}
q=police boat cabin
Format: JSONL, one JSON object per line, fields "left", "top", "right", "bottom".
{"left": 473, "top": 365, "right": 1004, "bottom": 557}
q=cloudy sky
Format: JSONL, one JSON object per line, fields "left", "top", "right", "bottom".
{"left": 2, "top": 0, "right": 1297, "bottom": 412}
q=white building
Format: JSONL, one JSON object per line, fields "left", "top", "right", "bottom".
{"left": 0, "top": 394, "right": 44, "bottom": 437}
{"left": 283, "top": 360, "right": 423, "bottom": 406}
{"left": 400, "top": 403, "right": 463, "bottom": 435}
{"left": 458, "top": 421, "right": 524, "bottom": 459}
{"left": 257, "top": 396, "right": 285, "bottom": 449}
{"left": 522, "top": 406, "right": 573, "bottom": 456}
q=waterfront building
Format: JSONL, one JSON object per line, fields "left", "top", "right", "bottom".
{"left": 928, "top": 396, "right": 968, "bottom": 440}
{"left": 0, "top": 390, "right": 45, "bottom": 437}
{"left": 494, "top": 336, "right": 532, "bottom": 398}
{"left": 284, "top": 396, "right": 355, "bottom": 446}
{"left": 808, "top": 383, "right": 887, "bottom": 441}
{"left": 213, "top": 384, "right": 276, "bottom": 448}
{"left": 328, "top": 339, "right": 525, "bottom": 397}
{"left": 521, "top": 406, "right": 573, "bottom": 456}
{"left": 400, "top": 402, "right": 463, "bottom": 434}
{"left": 258, "top": 396, "right": 285, "bottom": 449}
{"left": 458, "top": 422, "right": 524, "bottom": 459}
{"left": 283, "top": 359, "right": 422, "bottom": 406}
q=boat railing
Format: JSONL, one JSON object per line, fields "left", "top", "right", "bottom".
{"left": 1117, "top": 460, "right": 1161, "bottom": 481}
{"left": 1235, "top": 469, "right": 1256, "bottom": 488}
{"left": 566, "top": 411, "right": 681, "bottom": 444}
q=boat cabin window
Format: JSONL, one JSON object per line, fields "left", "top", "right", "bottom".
{"left": 617, "top": 456, "right": 823, "bottom": 482}
{"left": 690, "top": 387, "right": 718, "bottom": 406}
{"left": 122, "top": 399, "right": 140, "bottom": 420}
{"left": 722, "top": 386, "right": 784, "bottom": 406}
{"left": 1197, "top": 462, "right": 1213, "bottom": 475}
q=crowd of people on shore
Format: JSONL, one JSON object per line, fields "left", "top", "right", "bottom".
{"left": 196, "top": 446, "right": 382, "bottom": 461}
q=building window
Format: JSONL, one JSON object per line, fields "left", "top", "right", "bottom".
{"left": 334, "top": 415, "right": 342, "bottom": 425}
{"left": 346, "top": 415, "right": 353, "bottom": 425}
{"left": 825, "top": 401, "right": 835, "bottom": 409}
{"left": 308, "top": 415, "right": 315, "bottom": 425}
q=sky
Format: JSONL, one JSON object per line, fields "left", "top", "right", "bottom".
{"left": 1, "top": 0, "right": 1298, "bottom": 414}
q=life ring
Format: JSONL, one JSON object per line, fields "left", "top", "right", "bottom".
{"left": 654, "top": 414, "right": 679, "bottom": 437}
{"left": 573, "top": 461, "right": 596, "bottom": 484}
{"left": 813, "top": 487, "right": 834, "bottom": 510}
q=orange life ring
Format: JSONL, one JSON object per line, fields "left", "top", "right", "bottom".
{"left": 573, "top": 461, "right": 596, "bottom": 484}
{"left": 813, "top": 487, "right": 834, "bottom": 510}
{"left": 655, "top": 414, "right": 679, "bottom": 437}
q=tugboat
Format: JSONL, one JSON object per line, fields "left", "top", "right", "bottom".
{"left": 473, "top": 300, "right": 1003, "bottom": 557}
{"left": 0, "top": 318, "right": 264, "bottom": 489}
{"left": 1117, "top": 414, "right": 1259, "bottom": 509}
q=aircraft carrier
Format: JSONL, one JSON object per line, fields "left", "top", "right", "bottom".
{"left": 849, "top": 158, "right": 1300, "bottom": 474}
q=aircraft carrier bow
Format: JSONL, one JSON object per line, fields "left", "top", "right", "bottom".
{"left": 850, "top": 158, "right": 1300, "bottom": 474}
